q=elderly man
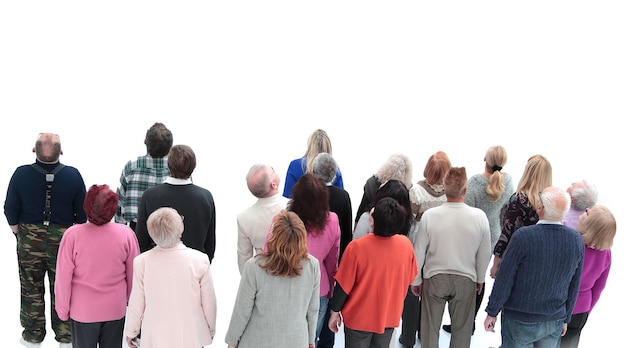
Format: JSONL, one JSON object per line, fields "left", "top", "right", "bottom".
{"left": 484, "top": 186, "right": 585, "bottom": 347}
{"left": 236, "top": 164, "right": 288, "bottom": 274}
{"left": 563, "top": 180, "right": 598, "bottom": 229}
{"left": 411, "top": 167, "right": 491, "bottom": 348}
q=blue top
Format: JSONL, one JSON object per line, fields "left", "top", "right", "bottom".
{"left": 485, "top": 222, "right": 584, "bottom": 323}
{"left": 282, "top": 157, "right": 344, "bottom": 198}
{"left": 4, "top": 160, "right": 87, "bottom": 226}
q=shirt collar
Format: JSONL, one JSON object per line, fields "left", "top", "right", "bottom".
{"left": 164, "top": 177, "right": 192, "bottom": 185}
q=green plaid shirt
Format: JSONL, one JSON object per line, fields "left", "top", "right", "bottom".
{"left": 115, "top": 155, "right": 169, "bottom": 224}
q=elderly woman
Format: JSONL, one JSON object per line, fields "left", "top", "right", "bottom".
{"left": 55, "top": 184, "right": 140, "bottom": 348}
{"left": 125, "top": 207, "right": 217, "bottom": 348}
{"left": 226, "top": 210, "right": 320, "bottom": 348}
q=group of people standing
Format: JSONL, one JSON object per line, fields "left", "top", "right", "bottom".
{"left": 4, "top": 127, "right": 616, "bottom": 348}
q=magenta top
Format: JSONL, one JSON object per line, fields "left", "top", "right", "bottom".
{"left": 573, "top": 246, "right": 611, "bottom": 314}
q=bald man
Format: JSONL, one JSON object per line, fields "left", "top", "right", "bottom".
{"left": 236, "top": 164, "right": 288, "bottom": 274}
{"left": 484, "top": 187, "right": 584, "bottom": 347}
{"left": 5, "top": 133, "right": 87, "bottom": 347}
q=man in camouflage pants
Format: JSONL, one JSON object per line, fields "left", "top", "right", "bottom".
{"left": 4, "top": 133, "right": 87, "bottom": 347}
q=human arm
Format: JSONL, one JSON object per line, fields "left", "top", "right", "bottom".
{"left": 328, "top": 282, "right": 348, "bottom": 333}
{"left": 352, "top": 212, "right": 371, "bottom": 240}
{"left": 135, "top": 197, "right": 154, "bottom": 253}
{"left": 282, "top": 159, "right": 303, "bottom": 198}
{"left": 225, "top": 259, "right": 258, "bottom": 346}
{"left": 200, "top": 258, "right": 217, "bottom": 339}
{"left": 590, "top": 250, "right": 612, "bottom": 312}
{"left": 308, "top": 258, "right": 321, "bottom": 345}
{"left": 54, "top": 227, "right": 75, "bottom": 321}
{"left": 236, "top": 218, "right": 253, "bottom": 275}
{"left": 125, "top": 229, "right": 140, "bottom": 301}
{"left": 493, "top": 193, "right": 537, "bottom": 258}
{"left": 484, "top": 315, "right": 497, "bottom": 332}
{"left": 115, "top": 164, "right": 129, "bottom": 223}
{"left": 205, "top": 198, "right": 217, "bottom": 263}
{"left": 125, "top": 257, "right": 145, "bottom": 342}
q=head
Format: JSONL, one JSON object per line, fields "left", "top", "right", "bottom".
{"left": 577, "top": 205, "right": 616, "bottom": 250}
{"left": 311, "top": 152, "right": 338, "bottom": 185}
{"left": 517, "top": 154, "right": 552, "bottom": 209}
{"left": 485, "top": 146, "right": 507, "bottom": 172}
{"left": 423, "top": 151, "right": 451, "bottom": 185}
{"left": 261, "top": 210, "right": 309, "bottom": 277}
{"left": 83, "top": 184, "right": 118, "bottom": 226}
{"left": 567, "top": 180, "right": 599, "bottom": 211}
{"left": 371, "top": 197, "right": 407, "bottom": 237}
{"left": 304, "top": 129, "right": 333, "bottom": 174}
{"left": 167, "top": 145, "right": 196, "bottom": 179}
{"left": 246, "top": 164, "right": 280, "bottom": 198}
{"left": 288, "top": 173, "right": 330, "bottom": 232}
{"left": 374, "top": 180, "right": 412, "bottom": 235}
{"left": 375, "top": 153, "right": 413, "bottom": 189}
{"left": 444, "top": 167, "right": 468, "bottom": 200}
{"left": 33, "top": 133, "right": 62, "bottom": 163}
{"left": 145, "top": 122, "right": 173, "bottom": 157}
{"left": 146, "top": 207, "right": 184, "bottom": 248}
{"left": 536, "top": 186, "right": 571, "bottom": 222}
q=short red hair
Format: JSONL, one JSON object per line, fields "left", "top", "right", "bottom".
{"left": 84, "top": 184, "right": 118, "bottom": 226}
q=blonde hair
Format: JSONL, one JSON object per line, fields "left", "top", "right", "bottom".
{"left": 579, "top": 205, "right": 616, "bottom": 250}
{"left": 485, "top": 146, "right": 508, "bottom": 201}
{"left": 304, "top": 129, "right": 333, "bottom": 175}
{"left": 423, "top": 151, "right": 451, "bottom": 185}
{"left": 516, "top": 154, "right": 552, "bottom": 209}
{"left": 375, "top": 153, "right": 413, "bottom": 189}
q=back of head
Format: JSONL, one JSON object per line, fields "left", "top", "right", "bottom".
{"left": 375, "top": 180, "right": 412, "bottom": 235}
{"left": 145, "top": 122, "right": 173, "bottom": 157}
{"left": 376, "top": 153, "right": 413, "bottom": 189}
{"left": 517, "top": 154, "right": 552, "bottom": 209}
{"left": 538, "top": 187, "right": 571, "bottom": 221}
{"left": 578, "top": 205, "right": 616, "bottom": 250}
{"left": 288, "top": 173, "right": 330, "bottom": 232}
{"left": 444, "top": 167, "right": 468, "bottom": 199}
{"left": 168, "top": 144, "right": 196, "bottom": 179}
{"left": 261, "top": 210, "right": 309, "bottom": 277}
{"left": 304, "top": 129, "right": 332, "bottom": 174}
{"left": 372, "top": 197, "right": 407, "bottom": 237}
{"left": 246, "top": 164, "right": 275, "bottom": 198}
{"left": 84, "top": 184, "right": 118, "bottom": 226}
{"left": 147, "top": 207, "right": 184, "bottom": 248}
{"left": 485, "top": 146, "right": 508, "bottom": 201}
{"left": 569, "top": 180, "right": 599, "bottom": 211}
{"left": 35, "top": 133, "right": 62, "bottom": 163}
{"left": 311, "top": 152, "right": 338, "bottom": 185}
{"left": 423, "top": 151, "right": 451, "bottom": 185}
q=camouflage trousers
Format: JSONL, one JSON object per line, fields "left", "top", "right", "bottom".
{"left": 16, "top": 223, "right": 71, "bottom": 344}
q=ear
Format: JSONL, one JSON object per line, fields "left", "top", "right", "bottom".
{"left": 32, "top": 147, "right": 36, "bottom": 153}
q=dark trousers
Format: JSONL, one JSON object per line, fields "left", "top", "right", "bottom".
{"left": 318, "top": 303, "right": 335, "bottom": 348}
{"left": 344, "top": 326, "right": 394, "bottom": 348}
{"left": 560, "top": 312, "right": 589, "bottom": 348}
{"left": 399, "top": 286, "right": 421, "bottom": 346}
{"left": 71, "top": 318, "right": 125, "bottom": 348}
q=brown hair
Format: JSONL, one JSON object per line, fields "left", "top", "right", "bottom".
{"left": 168, "top": 145, "right": 196, "bottom": 179}
{"left": 444, "top": 167, "right": 468, "bottom": 199}
{"left": 288, "top": 174, "right": 330, "bottom": 233}
{"left": 424, "top": 151, "right": 451, "bottom": 185}
{"left": 260, "top": 210, "right": 310, "bottom": 277}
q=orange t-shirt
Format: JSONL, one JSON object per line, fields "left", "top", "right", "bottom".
{"left": 334, "top": 234, "right": 418, "bottom": 333}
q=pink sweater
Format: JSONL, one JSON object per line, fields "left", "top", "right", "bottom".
{"left": 55, "top": 222, "right": 140, "bottom": 322}
{"left": 573, "top": 246, "right": 611, "bottom": 314}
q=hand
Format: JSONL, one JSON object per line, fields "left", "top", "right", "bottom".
{"left": 561, "top": 323, "right": 568, "bottom": 336}
{"left": 411, "top": 284, "right": 422, "bottom": 297}
{"left": 490, "top": 256, "right": 501, "bottom": 279}
{"left": 126, "top": 337, "right": 139, "bottom": 348}
{"left": 328, "top": 310, "right": 342, "bottom": 333}
{"left": 309, "top": 344, "right": 315, "bottom": 348}
{"left": 476, "top": 282, "right": 484, "bottom": 295}
{"left": 227, "top": 345, "right": 237, "bottom": 348}
{"left": 484, "top": 315, "right": 497, "bottom": 332}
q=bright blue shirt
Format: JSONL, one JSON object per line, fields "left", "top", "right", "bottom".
{"left": 282, "top": 157, "right": 344, "bottom": 198}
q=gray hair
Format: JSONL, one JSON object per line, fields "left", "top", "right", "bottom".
{"left": 246, "top": 164, "right": 273, "bottom": 198}
{"left": 147, "top": 207, "right": 184, "bottom": 248}
{"left": 375, "top": 153, "right": 413, "bottom": 189}
{"left": 571, "top": 180, "right": 599, "bottom": 210}
{"left": 540, "top": 188, "right": 571, "bottom": 221}
{"left": 311, "top": 152, "right": 338, "bottom": 185}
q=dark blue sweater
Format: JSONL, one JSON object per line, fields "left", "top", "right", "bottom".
{"left": 485, "top": 223, "right": 584, "bottom": 323}
{"left": 4, "top": 161, "right": 87, "bottom": 226}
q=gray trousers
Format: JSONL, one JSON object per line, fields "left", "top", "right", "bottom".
{"left": 420, "top": 274, "right": 476, "bottom": 348}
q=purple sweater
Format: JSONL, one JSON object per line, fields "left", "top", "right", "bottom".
{"left": 573, "top": 246, "right": 611, "bottom": 314}
{"left": 55, "top": 222, "right": 140, "bottom": 322}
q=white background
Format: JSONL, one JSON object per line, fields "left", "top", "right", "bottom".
{"left": 1, "top": 1, "right": 624, "bottom": 347}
